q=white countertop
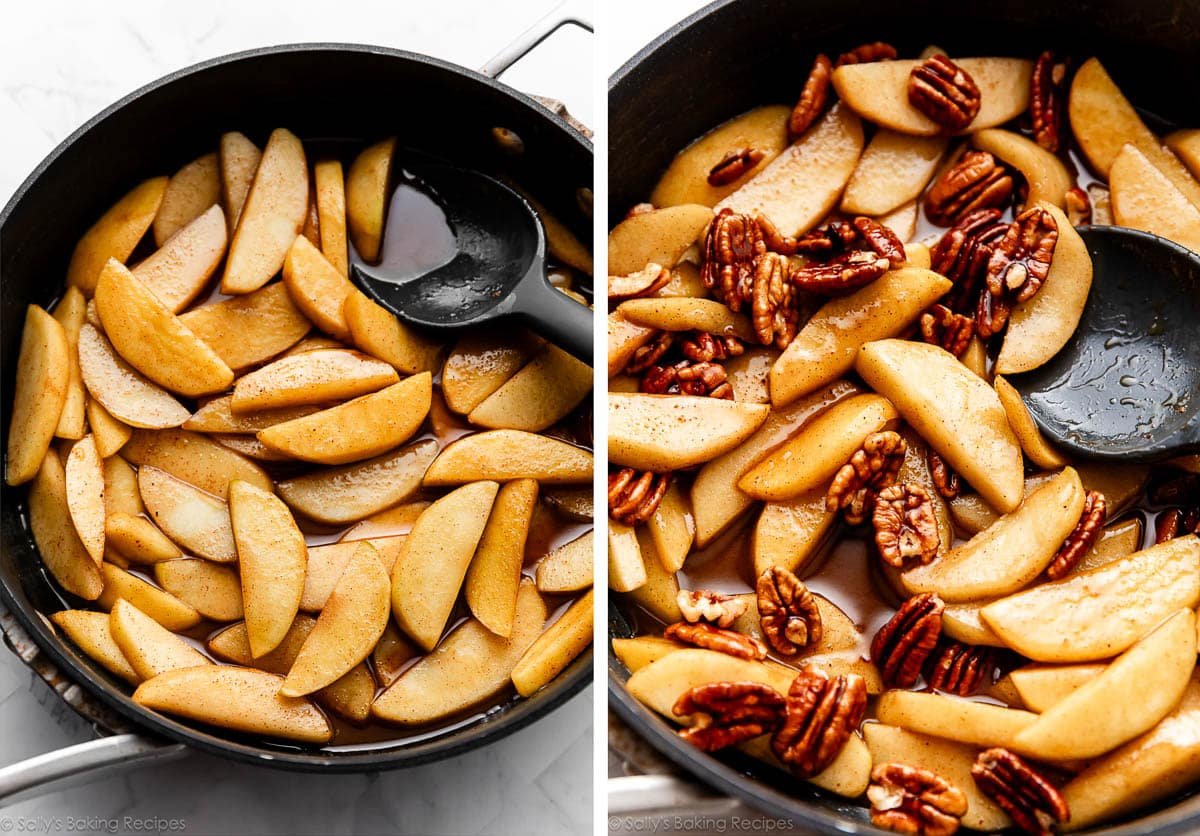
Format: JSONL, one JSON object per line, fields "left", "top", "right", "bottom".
{"left": 0, "top": 1, "right": 593, "bottom": 833}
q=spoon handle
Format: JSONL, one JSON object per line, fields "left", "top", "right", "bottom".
{"left": 514, "top": 278, "right": 594, "bottom": 364}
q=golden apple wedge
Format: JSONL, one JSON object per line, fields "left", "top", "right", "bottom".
{"left": 138, "top": 465, "right": 236, "bottom": 562}
{"left": 753, "top": 490, "right": 837, "bottom": 577}
{"left": 231, "top": 348, "right": 397, "bottom": 413}
{"left": 154, "top": 559, "right": 243, "bottom": 622}
{"left": 153, "top": 152, "right": 220, "bottom": 246}
{"left": 371, "top": 622, "right": 419, "bottom": 687}
{"left": 648, "top": 482, "right": 694, "bottom": 573}
{"left": 134, "top": 666, "right": 330, "bottom": 744}
{"left": 981, "top": 536, "right": 1200, "bottom": 662}
{"left": 51, "top": 288, "right": 87, "bottom": 441}
{"left": 178, "top": 282, "right": 311, "bottom": 372}
{"left": 1165, "top": 129, "right": 1200, "bottom": 180}
{"left": 105, "top": 513, "right": 181, "bottom": 564}
{"left": 1110, "top": 143, "right": 1200, "bottom": 253}
{"left": 627, "top": 530, "right": 681, "bottom": 621}
{"left": 468, "top": 345, "right": 591, "bottom": 433}
{"left": 29, "top": 454, "right": 103, "bottom": 599}
{"left": 607, "top": 311, "right": 656, "bottom": 379}
{"left": 611, "top": 636, "right": 685, "bottom": 672}
{"left": 535, "top": 530, "right": 594, "bottom": 593}
{"left": 391, "top": 481, "right": 499, "bottom": 651}
{"left": 608, "top": 204, "right": 712, "bottom": 277}
{"left": 96, "top": 564, "right": 199, "bottom": 630}
{"left": 67, "top": 177, "right": 167, "bottom": 295}
{"left": 339, "top": 501, "right": 428, "bottom": 541}
{"left": 87, "top": 398, "right": 131, "bottom": 458}
{"left": 423, "top": 430, "right": 592, "bottom": 486}
{"left": 1013, "top": 609, "right": 1196, "bottom": 760}
{"left": 301, "top": 536, "right": 404, "bottom": 612}
{"left": 222, "top": 128, "right": 308, "bottom": 294}
{"left": 616, "top": 297, "right": 755, "bottom": 341}
{"left": 63, "top": 435, "right": 105, "bottom": 564}
{"left": 77, "top": 324, "right": 189, "bottom": 431}
{"left": 465, "top": 479, "right": 538, "bottom": 637}
{"left": 857, "top": 339, "right": 1024, "bottom": 512}
{"left": 6, "top": 306, "right": 70, "bottom": 485}
{"left": 442, "top": 331, "right": 542, "bottom": 413}
{"left": 343, "top": 290, "right": 442, "bottom": 375}
{"left": 627, "top": 648, "right": 792, "bottom": 720}
{"left": 218, "top": 131, "right": 261, "bottom": 232}
{"left": 51, "top": 610, "right": 139, "bottom": 684}
{"left": 993, "top": 375, "right": 1067, "bottom": 469}
{"left": 610, "top": 394, "right": 768, "bottom": 472}
{"left": 281, "top": 542, "right": 390, "bottom": 696}
{"left": 109, "top": 599, "right": 209, "bottom": 680}
{"left": 511, "top": 588, "right": 593, "bottom": 697}
{"left": 122, "top": 428, "right": 272, "bottom": 497}
{"left": 841, "top": 131, "right": 948, "bottom": 216}
{"left": 737, "top": 732, "right": 872, "bottom": 798}
{"left": 184, "top": 396, "right": 318, "bottom": 435}
{"left": 876, "top": 690, "right": 1039, "bottom": 752}
{"left": 345, "top": 137, "right": 394, "bottom": 263}
{"left": 899, "top": 467, "right": 1084, "bottom": 601}
{"left": 1009, "top": 662, "right": 1108, "bottom": 713}
{"left": 230, "top": 480, "right": 308, "bottom": 657}
{"left": 608, "top": 521, "right": 647, "bottom": 593}
{"left": 971, "top": 129, "right": 1072, "bottom": 209}
{"left": 372, "top": 580, "right": 547, "bottom": 725}
{"left": 135, "top": 204, "right": 227, "bottom": 313}
{"left": 313, "top": 159, "right": 348, "bottom": 276}
{"left": 281, "top": 234, "right": 356, "bottom": 340}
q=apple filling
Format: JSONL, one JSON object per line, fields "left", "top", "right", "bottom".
{"left": 609, "top": 41, "right": 1200, "bottom": 835}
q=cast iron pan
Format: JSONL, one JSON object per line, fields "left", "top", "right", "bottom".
{"left": 609, "top": 0, "right": 1200, "bottom": 832}
{"left": 0, "top": 43, "right": 592, "bottom": 772}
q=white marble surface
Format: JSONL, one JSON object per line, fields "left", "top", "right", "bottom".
{"left": 0, "top": 1, "right": 593, "bottom": 833}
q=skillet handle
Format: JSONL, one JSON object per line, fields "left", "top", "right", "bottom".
{"left": 0, "top": 734, "right": 186, "bottom": 805}
{"left": 479, "top": 0, "right": 593, "bottom": 79}
{"left": 514, "top": 275, "right": 594, "bottom": 364}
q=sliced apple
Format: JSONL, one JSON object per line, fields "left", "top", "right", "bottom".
{"left": 281, "top": 234, "right": 357, "bottom": 339}
{"left": 1013, "top": 609, "right": 1196, "bottom": 760}
{"left": 972, "top": 129, "right": 1072, "bottom": 209}
{"left": 278, "top": 439, "right": 437, "bottom": 524}
{"left": 67, "top": 177, "right": 167, "bottom": 294}
{"left": 981, "top": 536, "right": 1200, "bottom": 662}
{"left": 627, "top": 529, "right": 681, "bottom": 622}
{"left": 231, "top": 348, "right": 397, "bottom": 413}
{"left": 876, "top": 201, "right": 917, "bottom": 243}
{"left": 313, "top": 159, "right": 348, "bottom": 276}
{"left": 611, "top": 636, "right": 685, "bottom": 672}
{"left": 423, "top": 430, "right": 591, "bottom": 486}
{"left": 994, "top": 375, "right": 1068, "bottom": 468}
{"left": 443, "top": 331, "right": 543, "bottom": 413}
{"left": 154, "top": 558, "right": 243, "bottom": 622}
{"left": 134, "top": 666, "right": 330, "bottom": 743}
{"left": 222, "top": 128, "right": 308, "bottom": 293}
{"left": 535, "top": 530, "right": 594, "bottom": 593}
{"left": 29, "top": 454, "right": 103, "bottom": 599}
{"left": 503, "top": 182, "right": 593, "bottom": 276}
{"left": 608, "top": 521, "right": 647, "bottom": 593}
{"left": 832, "top": 58, "right": 1032, "bottom": 137}
{"left": 610, "top": 394, "right": 768, "bottom": 472}
{"left": 343, "top": 289, "right": 442, "bottom": 375}
{"left": 77, "top": 324, "right": 190, "bottom": 432}
{"left": 899, "top": 468, "right": 1083, "bottom": 602}
{"left": 857, "top": 339, "right": 1024, "bottom": 512}
{"left": 153, "top": 153, "right": 220, "bottom": 246}
{"left": 96, "top": 563, "right": 199, "bottom": 630}
{"left": 753, "top": 490, "right": 838, "bottom": 577}
{"left": 841, "top": 131, "right": 948, "bottom": 216}
{"left": 345, "top": 138, "right": 394, "bottom": 263}
{"left": 468, "top": 345, "right": 591, "bottom": 433}
{"left": 51, "top": 287, "right": 87, "bottom": 440}
{"left": 63, "top": 436, "right": 105, "bottom": 564}
{"left": 109, "top": 599, "right": 209, "bottom": 681}
{"left": 1110, "top": 143, "right": 1200, "bottom": 253}
{"left": 940, "top": 601, "right": 1004, "bottom": 647}
{"left": 178, "top": 282, "right": 311, "bottom": 371}
{"left": 608, "top": 204, "right": 712, "bottom": 277}
{"left": 647, "top": 482, "right": 694, "bottom": 574}
{"left": 739, "top": 394, "right": 897, "bottom": 501}
{"left": 184, "top": 396, "right": 318, "bottom": 435}
{"left": 219, "top": 131, "right": 261, "bottom": 231}
{"left": 1074, "top": 516, "right": 1143, "bottom": 573}
{"left": 616, "top": 297, "right": 755, "bottom": 341}
{"left": 105, "top": 512, "right": 181, "bottom": 564}
{"left": 391, "top": 481, "right": 499, "bottom": 650}
{"left": 1009, "top": 662, "right": 1108, "bottom": 713}
{"left": 716, "top": 103, "right": 863, "bottom": 236}
{"left": 1165, "top": 129, "right": 1200, "bottom": 180}
{"left": 607, "top": 311, "right": 657, "bottom": 378}
{"left": 138, "top": 465, "right": 236, "bottom": 562}
{"left": 372, "top": 622, "right": 420, "bottom": 686}
{"left": 372, "top": 580, "right": 547, "bottom": 724}
{"left": 465, "top": 479, "right": 537, "bottom": 637}
{"left": 136, "top": 204, "right": 227, "bottom": 313}
{"left": 230, "top": 480, "right": 308, "bottom": 657}
{"left": 739, "top": 730, "right": 872, "bottom": 799}
{"left": 6, "top": 306, "right": 70, "bottom": 485}
{"left": 339, "top": 501, "right": 429, "bottom": 541}
{"left": 85, "top": 399, "right": 129, "bottom": 458}
{"left": 876, "top": 690, "right": 1039, "bottom": 752}
{"left": 51, "top": 610, "right": 139, "bottom": 684}
{"left": 627, "top": 648, "right": 791, "bottom": 720}
{"left": 723, "top": 346, "right": 777, "bottom": 404}
{"left": 122, "top": 428, "right": 272, "bottom": 497}
{"left": 301, "top": 537, "right": 404, "bottom": 611}
{"left": 511, "top": 588, "right": 593, "bottom": 696}
{"left": 771, "top": 269, "right": 951, "bottom": 407}
{"left": 728, "top": 591, "right": 859, "bottom": 655}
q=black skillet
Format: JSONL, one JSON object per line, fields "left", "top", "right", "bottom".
{"left": 609, "top": 0, "right": 1200, "bottom": 832}
{"left": 0, "top": 34, "right": 592, "bottom": 789}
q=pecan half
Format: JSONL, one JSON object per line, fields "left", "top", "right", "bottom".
{"left": 854, "top": 216, "right": 907, "bottom": 267}
{"left": 609, "top": 262, "right": 670, "bottom": 299}
{"left": 1030, "top": 52, "right": 1069, "bottom": 153}
{"left": 972, "top": 748, "right": 1070, "bottom": 836}
{"left": 674, "top": 681, "right": 786, "bottom": 752}
{"left": 680, "top": 331, "right": 745, "bottom": 362}
{"left": 931, "top": 209, "right": 1009, "bottom": 313}
{"left": 624, "top": 331, "right": 674, "bottom": 374}
{"left": 708, "top": 147, "right": 766, "bottom": 186}
{"left": 1065, "top": 186, "right": 1091, "bottom": 227}
{"left": 868, "top": 763, "right": 968, "bottom": 836}
{"left": 756, "top": 567, "right": 822, "bottom": 656}
{"left": 925, "top": 640, "right": 995, "bottom": 696}
{"left": 663, "top": 621, "right": 768, "bottom": 661}
{"left": 608, "top": 468, "right": 670, "bottom": 526}
{"left": 871, "top": 593, "right": 945, "bottom": 689}
{"left": 756, "top": 213, "right": 804, "bottom": 255}
{"left": 835, "top": 41, "right": 898, "bottom": 68}
{"left": 927, "top": 451, "right": 961, "bottom": 500}
{"left": 924, "top": 151, "right": 1014, "bottom": 227}
{"left": 702, "top": 209, "right": 766, "bottom": 310}
{"left": 908, "top": 55, "right": 981, "bottom": 132}
{"left": 790, "top": 250, "right": 890, "bottom": 294}
{"left": 677, "top": 589, "right": 749, "bottom": 629}
{"left": 1046, "top": 490, "right": 1106, "bottom": 580}
{"left": 826, "top": 430, "right": 907, "bottom": 525}
{"left": 641, "top": 360, "right": 732, "bottom": 399}
{"left": 979, "top": 207, "right": 1058, "bottom": 337}
{"left": 920, "top": 304, "right": 973, "bottom": 357}
{"left": 752, "top": 252, "right": 800, "bottom": 348}
{"left": 771, "top": 664, "right": 867, "bottom": 778}
{"left": 793, "top": 218, "right": 860, "bottom": 255}
{"left": 873, "top": 484, "right": 941, "bottom": 568}
{"left": 790, "top": 54, "right": 833, "bottom": 139}
{"left": 1156, "top": 507, "right": 1200, "bottom": 543}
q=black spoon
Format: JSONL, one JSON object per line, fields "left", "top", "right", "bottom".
{"left": 1011, "top": 226, "right": 1200, "bottom": 462}
{"left": 351, "top": 163, "right": 593, "bottom": 363}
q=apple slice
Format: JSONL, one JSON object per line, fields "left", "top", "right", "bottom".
{"left": 608, "top": 204, "right": 713, "bottom": 276}
{"left": 739, "top": 731, "right": 872, "bottom": 799}
{"left": 230, "top": 479, "right": 308, "bottom": 657}
{"left": 373, "top": 580, "right": 547, "bottom": 724}
{"left": 64, "top": 435, "right": 105, "bottom": 564}
{"left": 105, "top": 513, "right": 181, "bottom": 564}
{"left": 608, "top": 521, "right": 648, "bottom": 593}
{"left": 617, "top": 297, "right": 755, "bottom": 341}
{"left": 468, "top": 345, "right": 591, "bottom": 433}
{"left": 281, "top": 234, "right": 356, "bottom": 339}
{"left": 86, "top": 398, "right": 130, "bottom": 458}
{"left": 899, "top": 468, "right": 1084, "bottom": 602}
{"left": 972, "top": 129, "right": 1072, "bottom": 209}
{"left": 122, "top": 428, "right": 272, "bottom": 497}
{"left": 981, "top": 536, "right": 1200, "bottom": 662}
{"left": 222, "top": 128, "right": 308, "bottom": 293}
{"left": 877, "top": 690, "right": 1039, "bottom": 751}
{"left": 136, "top": 204, "right": 227, "bottom": 313}
{"left": 51, "top": 288, "right": 87, "bottom": 441}
{"left": 52, "top": 610, "right": 140, "bottom": 684}
{"left": 1061, "top": 670, "right": 1200, "bottom": 831}
{"left": 232, "top": 349, "right": 397, "bottom": 414}
{"left": 1165, "top": 129, "right": 1200, "bottom": 180}
{"left": 994, "top": 374, "right": 1067, "bottom": 468}
{"left": 443, "top": 331, "right": 543, "bottom": 412}
{"left": 627, "top": 529, "right": 681, "bottom": 622}
{"left": 281, "top": 542, "right": 389, "bottom": 696}
{"left": 1014, "top": 609, "right": 1196, "bottom": 760}
{"left": 832, "top": 58, "right": 1032, "bottom": 137}
{"left": 607, "top": 311, "right": 657, "bottom": 379}
{"left": 1009, "top": 663, "right": 1108, "bottom": 713}
{"left": 716, "top": 103, "right": 864, "bottom": 236}
{"left": 301, "top": 537, "right": 403, "bottom": 611}
{"left": 278, "top": 439, "right": 437, "bottom": 525}
{"left": 178, "top": 282, "right": 311, "bottom": 372}
{"left": 876, "top": 201, "right": 918, "bottom": 243}
{"left": 772, "top": 266, "right": 951, "bottom": 409}
{"left": 184, "top": 397, "right": 318, "bottom": 435}
{"left": 1110, "top": 143, "right": 1200, "bottom": 253}
{"left": 345, "top": 138, "right": 395, "bottom": 263}
{"left": 313, "top": 159, "right": 348, "bottom": 276}
{"left": 722, "top": 346, "right": 777, "bottom": 404}
{"left": 648, "top": 482, "right": 695, "bottom": 573}
{"left": 511, "top": 588, "right": 593, "bottom": 697}
{"left": 739, "top": 394, "right": 897, "bottom": 501}
{"left": 67, "top": 177, "right": 167, "bottom": 294}
{"left": 6, "top": 306, "right": 70, "bottom": 485}
{"left": 109, "top": 599, "right": 209, "bottom": 681}
{"left": 154, "top": 559, "right": 243, "bottom": 622}
{"left": 77, "top": 323, "right": 190, "bottom": 431}
{"left": 102, "top": 456, "right": 142, "bottom": 517}
{"left": 857, "top": 339, "right": 1024, "bottom": 513}
{"left": 343, "top": 290, "right": 442, "bottom": 375}
{"left": 535, "top": 530, "right": 594, "bottom": 593}
{"left": 135, "top": 666, "right": 330, "bottom": 744}
{"left": 465, "top": 479, "right": 538, "bottom": 637}
{"left": 29, "top": 455, "right": 103, "bottom": 599}
{"left": 627, "top": 648, "right": 792, "bottom": 720}
{"left": 940, "top": 601, "right": 1004, "bottom": 647}
{"left": 94, "top": 259, "right": 233, "bottom": 397}
{"left": 392, "top": 481, "right": 499, "bottom": 650}
{"left": 138, "top": 465, "right": 236, "bottom": 562}
{"left": 1074, "top": 516, "right": 1143, "bottom": 573}
{"left": 610, "top": 394, "right": 768, "bottom": 472}
{"left": 611, "top": 636, "right": 685, "bottom": 672}
{"left": 339, "top": 501, "right": 429, "bottom": 541}
{"left": 1069, "top": 57, "right": 1200, "bottom": 209}
{"left": 218, "top": 132, "right": 261, "bottom": 231}
{"left": 371, "top": 622, "right": 419, "bottom": 686}
{"left": 753, "top": 490, "right": 837, "bottom": 577}
{"left": 424, "top": 430, "right": 592, "bottom": 486}
{"left": 153, "top": 153, "right": 220, "bottom": 245}
{"left": 96, "top": 564, "right": 199, "bottom": 630}
{"left": 841, "top": 131, "right": 948, "bottom": 216}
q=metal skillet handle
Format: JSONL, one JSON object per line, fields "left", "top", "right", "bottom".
{"left": 478, "top": 0, "right": 593, "bottom": 80}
